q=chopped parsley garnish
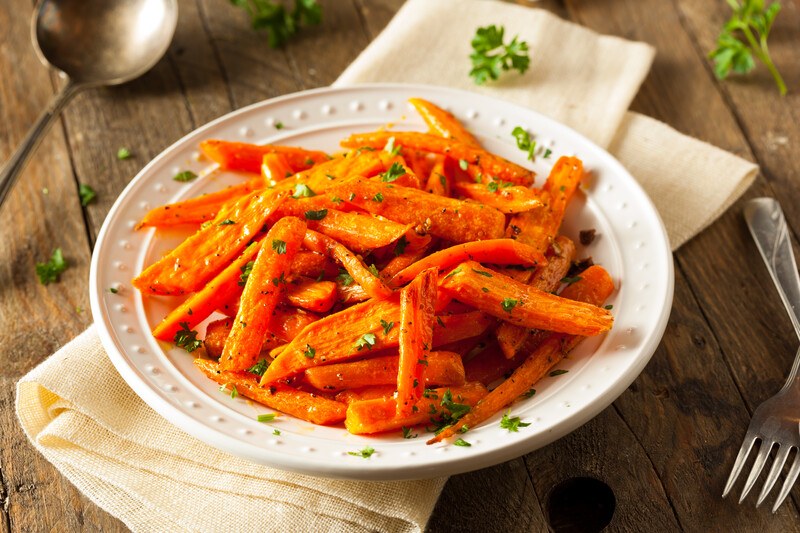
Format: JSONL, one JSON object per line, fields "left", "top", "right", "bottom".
{"left": 543, "top": 148, "right": 552, "bottom": 159}
{"left": 304, "top": 157, "right": 315, "bottom": 166}
{"left": 444, "top": 266, "right": 462, "bottom": 280}
{"left": 293, "top": 183, "right": 316, "bottom": 198}
{"left": 336, "top": 268, "right": 354, "bottom": 286}
{"left": 454, "top": 438, "right": 472, "bottom": 447}
{"left": 331, "top": 196, "right": 343, "bottom": 204}
{"left": 303, "top": 344, "right": 316, "bottom": 359}
{"left": 271, "top": 272, "right": 287, "bottom": 286}
{"left": 373, "top": 192, "right": 384, "bottom": 202}
{"left": 469, "top": 25, "right": 530, "bottom": 85}
{"left": 239, "top": 260, "right": 255, "bottom": 286}
{"left": 439, "top": 174, "right": 447, "bottom": 187}
{"left": 78, "top": 184, "right": 96, "bottom": 206}
{"left": 394, "top": 235, "right": 409, "bottom": 256}
{"left": 511, "top": 126, "right": 536, "bottom": 161}
{"left": 274, "top": 121, "right": 284, "bottom": 129}
{"left": 458, "top": 159, "right": 469, "bottom": 171}
{"left": 368, "top": 264, "right": 380, "bottom": 277}
{"left": 116, "top": 147, "right": 132, "bottom": 160}
{"left": 436, "top": 316, "right": 446, "bottom": 328}
{"left": 218, "top": 219, "right": 236, "bottom": 225}
{"left": 257, "top": 413, "right": 277, "bottom": 423}
{"left": 247, "top": 359, "right": 269, "bottom": 377}
{"left": 273, "top": 429, "right": 281, "bottom": 435}
{"left": 402, "top": 427, "right": 418, "bottom": 439}
{"left": 272, "top": 239, "right": 287, "bottom": 254}
{"left": 325, "top": 173, "right": 337, "bottom": 181}
{"left": 471, "top": 268, "right": 493, "bottom": 277}
{"left": 348, "top": 192, "right": 356, "bottom": 201}
{"left": 174, "top": 322, "right": 203, "bottom": 352}
{"left": 380, "top": 319, "right": 394, "bottom": 335}
{"left": 355, "top": 332, "right": 377, "bottom": 351}
{"left": 561, "top": 276, "right": 582, "bottom": 285}
{"left": 500, "top": 411, "right": 530, "bottom": 432}
{"left": 481, "top": 287, "right": 490, "bottom": 293}
{"left": 230, "top": 0, "right": 321, "bottom": 48}
{"left": 604, "top": 304, "right": 614, "bottom": 310}
{"left": 500, "top": 297, "right": 518, "bottom": 313}
{"left": 109, "top": 287, "right": 119, "bottom": 294}
{"left": 348, "top": 446, "right": 375, "bottom": 459}
{"left": 522, "top": 388, "right": 536, "bottom": 398}
{"left": 304, "top": 209, "right": 328, "bottom": 220}
{"left": 384, "top": 136, "right": 402, "bottom": 156}
{"left": 380, "top": 162, "right": 406, "bottom": 182}
{"left": 423, "top": 388, "right": 439, "bottom": 399}
{"left": 549, "top": 369, "right": 569, "bottom": 377}
{"left": 36, "top": 248, "right": 68, "bottom": 285}
{"left": 173, "top": 170, "right": 198, "bottom": 182}
{"left": 441, "top": 389, "right": 471, "bottom": 421}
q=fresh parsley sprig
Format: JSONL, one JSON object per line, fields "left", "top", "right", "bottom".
{"left": 36, "top": 248, "right": 68, "bottom": 285}
{"left": 230, "top": 0, "right": 322, "bottom": 48}
{"left": 469, "top": 25, "right": 530, "bottom": 85}
{"left": 709, "top": 0, "right": 786, "bottom": 95}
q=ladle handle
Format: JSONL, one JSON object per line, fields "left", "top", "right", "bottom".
{"left": 0, "top": 79, "right": 81, "bottom": 209}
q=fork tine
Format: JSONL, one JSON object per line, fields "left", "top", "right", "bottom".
{"left": 739, "top": 439, "right": 774, "bottom": 503}
{"left": 756, "top": 444, "right": 791, "bottom": 507}
{"left": 771, "top": 449, "right": 800, "bottom": 513}
{"left": 723, "top": 434, "right": 758, "bottom": 498}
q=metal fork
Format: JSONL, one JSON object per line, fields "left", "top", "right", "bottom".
{"left": 722, "top": 198, "right": 800, "bottom": 512}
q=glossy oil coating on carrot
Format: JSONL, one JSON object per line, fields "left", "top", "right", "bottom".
{"left": 261, "top": 152, "right": 295, "bottom": 185}
{"left": 194, "top": 359, "right": 346, "bottom": 425}
{"left": 429, "top": 265, "right": 614, "bottom": 444}
{"left": 424, "top": 157, "right": 450, "bottom": 197}
{"left": 152, "top": 241, "right": 262, "bottom": 341}
{"left": 345, "top": 382, "right": 488, "bottom": 435}
{"left": 342, "top": 131, "right": 534, "bottom": 186}
{"left": 200, "top": 140, "right": 328, "bottom": 174}
{"left": 285, "top": 278, "right": 337, "bottom": 313}
{"left": 396, "top": 268, "right": 438, "bottom": 416}
{"left": 335, "top": 385, "right": 396, "bottom": 405}
{"left": 440, "top": 261, "right": 613, "bottom": 337}
{"left": 133, "top": 190, "right": 287, "bottom": 295}
{"left": 452, "top": 181, "right": 543, "bottom": 214}
{"left": 219, "top": 216, "right": 306, "bottom": 372}
{"left": 330, "top": 177, "right": 505, "bottom": 243}
{"left": 304, "top": 351, "right": 465, "bottom": 392}
{"left": 409, "top": 98, "right": 481, "bottom": 147}
{"left": 390, "top": 239, "right": 546, "bottom": 287}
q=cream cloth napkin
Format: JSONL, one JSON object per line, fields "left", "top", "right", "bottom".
{"left": 16, "top": 1, "right": 758, "bottom": 532}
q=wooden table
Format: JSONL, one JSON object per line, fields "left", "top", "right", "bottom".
{"left": 1, "top": 0, "right": 799, "bottom": 531}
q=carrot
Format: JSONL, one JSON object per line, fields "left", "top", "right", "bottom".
{"left": 424, "top": 157, "right": 450, "bottom": 197}
{"left": 330, "top": 177, "right": 506, "bottom": 243}
{"left": 152, "top": 241, "right": 262, "bottom": 341}
{"left": 302, "top": 230, "right": 393, "bottom": 300}
{"left": 304, "top": 351, "right": 465, "bottom": 392}
{"left": 345, "top": 382, "right": 488, "bottom": 435}
{"left": 463, "top": 340, "right": 526, "bottom": 386}
{"left": 403, "top": 150, "right": 437, "bottom": 186}
{"left": 133, "top": 190, "right": 287, "bottom": 295}
{"left": 335, "top": 386, "right": 396, "bottom": 405}
{"left": 506, "top": 156, "right": 583, "bottom": 253}
{"left": 194, "top": 359, "right": 346, "bottom": 425}
{"left": 452, "top": 181, "right": 543, "bottom": 214}
{"left": 495, "top": 236, "right": 577, "bottom": 358}
{"left": 219, "top": 216, "right": 306, "bottom": 372}
{"left": 379, "top": 238, "right": 433, "bottom": 280}
{"left": 137, "top": 177, "right": 264, "bottom": 229}
{"left": 440, "top": 261, "right": 613, "bottom": 336}
{"left": 409, "top": 98, "right": 481, "bottom": 147}
{"left": 286, "top": 278, "right": 337, "bottom": 313}
{"left": 433, "top": 311, "right": 494, "bottom": 345}
{"left": 203, "top": 308, "right": 319, "bottom": 358}
{"left": 396, "top": 268, "right": 438, "bottom": 416}
{"left": 342, "top": 132, "right": 534, "bottom": 185}
{"left": 200, "top": 140, "right": 328, "bottom": 174}
{"left": 289, "top": 250, "right": 335, "bottom": 279}
{"left": 203, "top": 317, "right": 276, "bottom": 360}
{"left": 390, "top": 239, "right": 546, "bottom": 287}
{"left": 261, "top": 153, "right": 295, "bottom": 185}
{"left": 428, "top": 265, "right": 614, "bottom": 443}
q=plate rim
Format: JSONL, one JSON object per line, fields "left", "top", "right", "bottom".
{"left": 90, "top": 82, "right": 674, "bottom": 480}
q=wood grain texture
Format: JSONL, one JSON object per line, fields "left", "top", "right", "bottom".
{"left": 1, "top": 0, "right": 799, "bottom": 531}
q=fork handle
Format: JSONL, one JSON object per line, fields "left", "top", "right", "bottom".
{"left": 745, "top": 198, "right": 800, "bottom": 391}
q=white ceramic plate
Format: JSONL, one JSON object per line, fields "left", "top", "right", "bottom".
{"left": 90, "top": 84, "right": 673, "bottom": 480}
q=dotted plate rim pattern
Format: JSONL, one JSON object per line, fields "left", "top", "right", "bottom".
{"left": 89, "top": 83, "right": 674, "bottom": 481}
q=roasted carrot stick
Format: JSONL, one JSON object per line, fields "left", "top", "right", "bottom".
{"left": 463, "top": 340, "right": 527, "bottom": 386}
{"left": 335, "top": 386, "right": 396, "bottom": 405}
{"left": 496, "top": 235, "right": 576, "bottom": 358}
{"left": 194, "top": 359, "right": 346, "bottom": 425}
{"left": 342, "top": 132, "right": 533, "bottom": 186}
{"left": 304, "top": 351, "right": 465, "bottom": 392}
{"left": 409, "top": 98, "right": 481, "bottom": 147}
{"left": 133, "top": 190, "right": 287, "bottom": 295}
{"left": 203, "top": 317, "right": 276, "bottom": 360}
{"left": 302, "top": 229, "right": 393, "bottom": 300}
{"left": 396, "top": 268, "right": 438, "bottom": 416}
{"left": 219, "top": 216, "right": 306, "bottom": 372}
{"left": 345, "top": 382, "right": 488, "bottom": 435}
{"left": 261, "top": 153, "right": 295, "bottom": 185}
{"left": 440, "top": 261, "right": 613, "bottom": 336}
{"left": 330, "top": 177, "right": 506, "bottom": 243}
{"left": 289, "top": 250, "right": 335, "bottom": 279}
{"left": 428, "top": 265, "right": 614, "bottom": 443}
{"left": 286, "top": 278, "right": 337, "bottom": 313}
{"left": 200, "top": 140, "right": 328, "bottom": 174}
{"left": 151, "top": 241, "right": 262, "bottom": 341}
{"left": 137, "top": 177, "right": 264, "bottom": 229}
{"left": 452, "top": 181, "right": 543, "bottom": 214}
{"left": 403, "top": 150, "right": 437, "bottom": 185}
{"left": 424, "top": 157, "right": 450, "bottom": 197}
{"left": 390, "top": 239, "right": 546, "bottom": 287}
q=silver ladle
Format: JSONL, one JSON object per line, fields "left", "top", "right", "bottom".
{"left": 0, "top": 0, "right": 178, "bottom": 208}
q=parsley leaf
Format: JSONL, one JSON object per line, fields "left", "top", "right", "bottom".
{"left": 454, "top": 438, "right": 472, "bottom": 447}
{"left": 380, "top": 319, "right": 394, "bottom": 335}
{"left": 272, "top": 239, "right": 287, "bottom": 254}
{"left": 709, "top": 0, "right": 786, "bottom": 95}
{"left": 471, "top": 268, "right": 493, "bottom": 278}
{"left": 247, "top": 359, "right": 269, "bottom": 377}
{"left": 239, "top": 260, "right": 255, "bottom": 286}
{"left": 336, "top": 268, "right": 354, "bottom": 286}
{"left": 355, "top": 332, "right": 377, "bottom": 351}
{"left": 402, "top": 426, "right": 418, "bottom": 439}
{"left": 500, "top": 297, "right": 518, "bottom": 313}
{"left": 381, "top": 162, "right": 406, "bottom": 182}
{"left": 373, "top": 192, "right": 384, "bottom": 202}
{"left": 500, "top": 411, "right": 531, "bottom": 432}
{"left": 511, "top": 126, "right": 536, "bottom": 161}
{"left": 303, "top": 344, "right": 316, "bottom": 359}
{"left": 304, "top": 208, "right": 328, "bottom": 220}
{"left": 522, "top": 388, "right": 536, "bottom": 399}
{"left": 173, "top": 170, "right": 198, "bottom": 182}
{"left": 384, "top": 136, "right": 402, "bottom": 156}
{"left": 229, "top": 0, "right": 322, "bottom": 48}
{"left": 469, "top": 25, "right": 530, "bottom": 85}
{"left": 174, "top": 322, "right": 202, "bottom": 352}
{"left": 348, "top": 446, "right": 375, "bottom": 459}
{"left": 116, "top": 147, "right": 132, "bottom": 160}
{"left": 293, "top": 183, "right": 316, "bottom": 198}
{"left": 549, "top": 369, "right": 569, "bottom": 377}
{"left": 78, "top": 184, "right": 96, "bottom": 206}
{"left": 273, "top": 429, "right": 281, "bottom": 435}
{"left": 561, "top": 276, "right": 582, "bottom": 285}
{"left": 218, "top": 219, "right": 236, "bottom": 226}
{"left": 35, "top": 248, "right": 68, "bottom": 285}
{"left": 367, "top": 264, "right": 380, "bottom": 277}
{"left": 394, "top": 235, "right": 409, "bottom": 256}
{"left": 257, "top": 413, "right": 277, "bottom": 423}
